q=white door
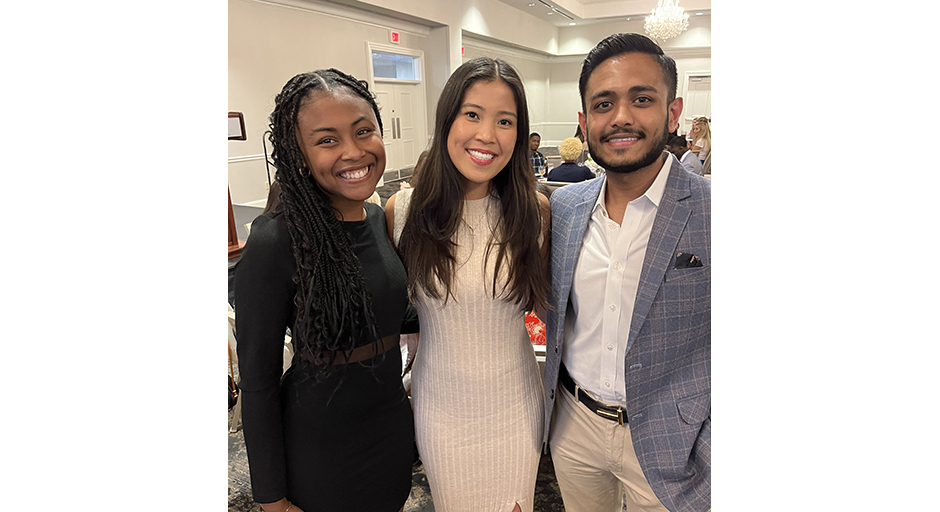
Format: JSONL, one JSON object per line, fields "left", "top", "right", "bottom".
{"left": 682, "top": 75, "right": 711, "bottom": 135}
{"left": 373, "top": 81, "right": 427, "bottom": 176}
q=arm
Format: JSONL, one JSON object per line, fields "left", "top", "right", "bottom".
{"left": 233, "top": 215, "right": 295, "bottom": 507}
{"left": 535, "top": 192, "right": 551, "bottom": 320}
{"left": 385, "top": 191, "right": 398, "bottom": 249}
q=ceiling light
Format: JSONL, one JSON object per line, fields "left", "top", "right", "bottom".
{"left": 696, "top": 12, "right": 703, "bottom": 15}
{"left": 626, "top": 17, "right": 631, "bottom": 21}
{"left": 528, "top": 3, "right": 535, "bottom": 6}
{"left": 547, "top": 11, "right": 553, "bottom": 15}
{"left": 569, "top": 22, "right": 576, "bottom": 25}
{"left": 644, "top": 0, "right": 689, "bottom": 42}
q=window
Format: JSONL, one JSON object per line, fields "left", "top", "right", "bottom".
{"left": 371, "top": 51, "right": 420, "bottom": 81}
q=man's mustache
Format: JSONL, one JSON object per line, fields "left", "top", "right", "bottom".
{"left": 599, "top": 128, "right": 645, "bottom": 142}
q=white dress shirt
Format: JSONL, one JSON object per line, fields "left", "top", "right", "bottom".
{"left": 561, "top": 154, "right": 672, "bottom": 405}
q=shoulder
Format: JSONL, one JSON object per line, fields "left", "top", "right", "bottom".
{"left": 689, "top": 172, "right": 711, "bottom": 198}
{"left": 365, "top": 201, "right": 386, "bottom": 229}
{"left": 537, "top": 190, "right": 550, "bottom": 213}
{"left": 236, "top": 211, "right": 293, "bottom": 279}
{"left": 244, "top": 212, "right": 290, "bottom": 255}
{"left": 386, "top": 188, "right": 414, "bottom": 245}
{"left": 551, "top": 175, "right": 602, "bottom": 208}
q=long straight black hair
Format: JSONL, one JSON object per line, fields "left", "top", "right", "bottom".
{"left": 398, "top": 57, "right": 548, "bottom": 311}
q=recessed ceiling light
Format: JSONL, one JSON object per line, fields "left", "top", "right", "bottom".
{"left": 528, "top": 3, "right": 535, "bottom": 6}
{"left": 696, "top": 12, "right": 703, "bottom": 15}
{"left": 547, "top": 11, "right": 553, "bottom": 15}
{"left": 626, "top": 17, "right": 631, "bottom": 21}
{"left": 569, "top": 22, "right": 576, "bottom": 25}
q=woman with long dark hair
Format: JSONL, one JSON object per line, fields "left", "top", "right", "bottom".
{"left": 385, "top": 57, "right": 550, "bottom": 512}
{"left": 234, "top": 69, "right": 416, "bottom": 512}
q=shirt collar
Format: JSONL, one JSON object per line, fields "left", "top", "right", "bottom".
{"left": 593, "top": 152, "right": 672, "bottom": 216}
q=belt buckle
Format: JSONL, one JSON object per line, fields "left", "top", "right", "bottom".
{"left": 596, "top": 406, "right": 625, "bottom": 425}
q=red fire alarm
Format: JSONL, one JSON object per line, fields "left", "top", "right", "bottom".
{"left": 390, "top": 31, "right": 400, "bottom": 44}
{"left": 461, "top": 47, "right": 464, "bottom": 55}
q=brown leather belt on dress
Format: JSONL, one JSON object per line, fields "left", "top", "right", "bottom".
{"left": 559, "top": 363, "right": 627, "bottom": 425}
{"left": 323, "top": 334, "right": 399, "bottom": 365}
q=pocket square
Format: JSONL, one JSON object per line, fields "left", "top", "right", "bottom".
{"left": 674, "top": 252, "right": 703, "bottom": 269}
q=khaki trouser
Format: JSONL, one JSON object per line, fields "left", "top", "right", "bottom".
{"left": 549, "top": 386, "right": 670, "bottom": 512}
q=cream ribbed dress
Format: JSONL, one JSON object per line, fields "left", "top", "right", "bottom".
{"left": 394, "top": 188, "right": 544, "bottom": 512}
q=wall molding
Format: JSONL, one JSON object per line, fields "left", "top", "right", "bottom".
{"left": 250, "top": 0, "right": 431, "bottom": 37}
{"left": 229, "top": 153, "right": 267, "bottom": 164}
{"left": 664, "top": 46, "right": 711, "bottom": 59}
{"left": 463, "top": 32, "right": 555, "bottom": 63}
{"left": 464, "top": 32, "right": 709, "bottom": 63}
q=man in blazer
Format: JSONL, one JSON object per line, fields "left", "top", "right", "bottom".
{"left": 542, "top": 33, "right": 710, "bottom": 512}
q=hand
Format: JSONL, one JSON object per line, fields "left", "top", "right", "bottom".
{"left": 261, "top": 498, "right": 304, "bottom": 512}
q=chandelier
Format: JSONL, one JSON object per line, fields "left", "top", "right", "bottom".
{"left": 644, "top": 0, "right": 689, "bottom": 42}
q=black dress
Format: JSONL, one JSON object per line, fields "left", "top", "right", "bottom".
{"left": 234, "top": 202, "right": 415, "bottom": 512}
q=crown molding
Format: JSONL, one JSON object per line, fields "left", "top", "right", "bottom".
{"left": 664, "top": 46, "right": 711, "bottom": 59}
{"left": 247, "top": 0, "right": 431, "bottom": 37}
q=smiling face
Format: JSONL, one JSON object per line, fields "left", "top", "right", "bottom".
{"left": 579, "top": 52, "right": 682, "bottom": 176}
{"left": 295, "top": 89, "right": 385, "bottom": 220}
{"left": 446, "top": 79, "right": 518, "bottom": 199}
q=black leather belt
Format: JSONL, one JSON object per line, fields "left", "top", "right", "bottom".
{"left": 559, "top": 363, "right": 627, "bottom": 425}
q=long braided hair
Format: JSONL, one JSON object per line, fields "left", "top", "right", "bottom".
{"left": 268, "top": 69, "right": 384, "bottom": 368}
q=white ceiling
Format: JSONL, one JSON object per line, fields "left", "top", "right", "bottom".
{"left": 496, "top": 0, "right": 710, "bottom": 27}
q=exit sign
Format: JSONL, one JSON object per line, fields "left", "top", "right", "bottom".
{"left": 390, "top": 30, "right": 400, "bottom": 44}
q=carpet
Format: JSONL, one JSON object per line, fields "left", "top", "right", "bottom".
{"left": 228, "top": 408, "right": 566, "bottom": 511}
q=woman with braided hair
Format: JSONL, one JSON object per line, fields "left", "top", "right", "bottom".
{"left": 234, "top": 69, "right": 417, "bottom": 512}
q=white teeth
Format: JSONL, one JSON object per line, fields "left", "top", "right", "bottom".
{"left": 339, "top": 166, "right": 369, "bottom": 179}
{"left": 467, "top": 149, "right": 495, "bottom": 161}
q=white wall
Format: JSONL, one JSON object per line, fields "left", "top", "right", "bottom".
{"left": 228, "top": 0, "right": 437, "bottom": 204}
{"left": 229, "top": 0, "right": 710, "bottom": 204}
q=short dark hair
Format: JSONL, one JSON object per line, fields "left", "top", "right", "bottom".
{"left": 579, "top": 33, "right": 678, "bottom": 112}
{"left": 529, "top": 132, "right": 540, "bottom": 139}
{"left": 667, "top": 135, "right": 688, "bottom": 149}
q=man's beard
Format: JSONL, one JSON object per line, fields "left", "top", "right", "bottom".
{"left": 587, "top": 117, "right": 670, "bottom": 175}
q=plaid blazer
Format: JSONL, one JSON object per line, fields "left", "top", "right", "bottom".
{"left": 542, "top": 160, "right": 711, "bottom": 512}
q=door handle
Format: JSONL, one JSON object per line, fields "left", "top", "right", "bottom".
{"left": 396, "top": 117, "right": 401, "bottom": 139}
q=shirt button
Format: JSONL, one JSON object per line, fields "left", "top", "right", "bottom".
{"left": 608, "top": 223, "right": 616, "bottom": 230}
{"left": 605, "top": 381, "right": 611, "bottom": 388}
{"left": 607, "top": 344, "right": 613, "bottom": 351}
{"left": 610, "top": 304, "right": 616, "bottom": 311}
{"left": 613, "top": 262, "right": 621, "bottom": 270}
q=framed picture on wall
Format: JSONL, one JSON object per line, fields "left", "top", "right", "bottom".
{"left": 228, "top": 112, "right": 246, "bottom": 140}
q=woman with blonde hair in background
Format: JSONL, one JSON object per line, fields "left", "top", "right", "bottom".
{"left": 386, "top": 57, "right": 550, "bottom": 512}
{"left": 545, "top": 137, "right": 595, "bottom": 183}
{"left": 689, "top": 116, "right": 711, "bottom": 164}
